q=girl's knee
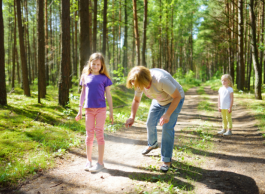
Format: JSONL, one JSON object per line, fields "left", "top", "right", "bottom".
{"left": 85, "top": 135, "right": 94, "bottom": 146}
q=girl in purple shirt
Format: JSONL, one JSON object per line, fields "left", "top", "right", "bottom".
{"left": 76, "top": 53, "right": 113, "bottom": 172}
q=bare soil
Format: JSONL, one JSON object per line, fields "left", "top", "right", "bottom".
{"left": 1, "top": 86, "right": 265, "bottom": 194}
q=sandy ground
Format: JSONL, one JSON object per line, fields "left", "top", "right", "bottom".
{"left": 1, "top": 86, "right": 265, "bottom": 194}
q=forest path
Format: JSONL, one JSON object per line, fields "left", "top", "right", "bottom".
{"left": 3, "top": 87, "right": 265, "bottom": 194}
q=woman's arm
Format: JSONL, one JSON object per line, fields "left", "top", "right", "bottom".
{"left": 125, "top": 95, "right": 142, "bottom": 127}
{"left": 159, "top": 88, "right": 181, "bottom": 126}
{"left": 105, "top": 86, "right": 114, "bottom": 124}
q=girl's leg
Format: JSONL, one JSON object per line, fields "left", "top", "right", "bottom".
{"left": 85, "top": 109, "right": 96, "bottom": 162}
{"left": 221, "top": 109, "right": 228, "bottom": 130}
{"left": 161, "top": 98, "right": 184, "bottom": 164}
{"left": 146, "top": 99, "right": 165, "bottom": 147}
{"left": 94, "top": 108, "right": 107, "bottom": 165}
{"left": 227, "top": 112, "right": 232, "bottom": 130}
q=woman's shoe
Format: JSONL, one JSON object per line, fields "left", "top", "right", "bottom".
{"left": 160, "top": 163, "right": 172, "bottom": 173}
{"left": 142, "top": 143, "right": 158, "bottom": 155}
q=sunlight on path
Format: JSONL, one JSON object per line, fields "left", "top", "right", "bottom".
{"left": 10, "top": 87, "right": 265, "bottom": 194}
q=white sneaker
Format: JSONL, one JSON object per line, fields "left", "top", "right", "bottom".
{"left": 84, "top": 161, "right": 92, "bottom": 171}
{"left": 218, "top": 129, "right": 226, "bottom": 134}
{"left": 89, "top": 163, "right": 105, "bottom": 172}
{"left": 223, "top": 130, "right": 232, "bottom": 136}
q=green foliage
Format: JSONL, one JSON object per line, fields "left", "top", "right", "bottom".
{"left": 173, "top": 69, "right": 201, "bottom": 91}
{"left": 112, "top": 64, "right": 127, "bottom": 85}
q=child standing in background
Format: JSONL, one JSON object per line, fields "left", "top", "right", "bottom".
{"left": 76, "top": 53, "right": 114, "bottom": 172}
{"left": 218, "top": 74, "right": 234, "bottom": 136}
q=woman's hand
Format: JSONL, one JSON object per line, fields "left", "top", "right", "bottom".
{"left": 159, "top": 114, "right": 170, "bottom": 126}
{"left": 125, "top": 118, "right": 134, "bottom": 128}
{"left": 228, "top": 108, "right": 232, "bottom": 113}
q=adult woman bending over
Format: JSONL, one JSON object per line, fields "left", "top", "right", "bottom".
{"left": 125, "top": 66, "right": 185, "bottom": 172}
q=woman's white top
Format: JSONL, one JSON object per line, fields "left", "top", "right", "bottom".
{"left": 135, "top": 68, "right": 185, "bottom": 106}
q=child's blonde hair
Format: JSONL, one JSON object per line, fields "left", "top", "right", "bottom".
{"left": 126, "top": 66, "right": 152, "bottom": 91}
{"left": 221, "top": 74, "right": 233, "bottom": 87}
{"left": 82, "top": 52, "right": 110, "bottom": 79}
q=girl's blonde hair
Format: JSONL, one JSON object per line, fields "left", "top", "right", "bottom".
{"left": 126, "top": 66, "right": 152, "bottom": 91}
{"left": 221, "top": 74, "right": 233, "bottom": 87}
{"left": 82, "top": 52, "right": 110, "bottom": 79}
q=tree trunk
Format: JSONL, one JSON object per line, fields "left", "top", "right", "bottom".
{"left": 102, "top": 0, "right": 107, "bottom": 56}
{"left": 237, "top": 0, "right": 244, "bottom": 90}
{"left": 59, "top": 0, "right": 71, "bottom": 107}
{"left": 230, "top": 0, "right": 235, "bottom": 83}
{"left": 79, "top": 0, "right": 90, "bottom": 76}
{"left": 45, "top": 0, "right": 49, "bottom": 86}
{"left": 249, "top": 0, "right": 262, "bottom": 99}
{"left": 49, "top": 4, "right": 53, "bottom": 84}
{"left": 0, "top": 0, "right": 7, "bottom": 105}
{"left": 89, "top": 0, "right": 93, "bottom": 51}
{"left": 132, "top": 0, "right": 140, "bottom": 66}
{"left": 37, "top": 0, "right": 45, "bottom": 101}
{"left": 12, "top": 0, "right": 17, "bottom": 89}
{"left": 74, "top": 10, "right": 78, "bottom": 77}
{"left": 141, "top": 0, "right": 147, "bottom": 67}
{"left": 33, "top": 17, "right": 37, "bottom": 84}
{"left": 132, "top": 25, "right": 135, "bottom": 67}
{"left": 93, "top": 0, "right": 97, "bottom": 53}
{"left": 122, "top": 0, "right": 128, "bottom": 73}
{"left": 260, "top": 1, "right": 264, "bottom": 84}
{"left": 159, "top": 0, "right": 162, "bottom": 68}
{"left": 24, "top": 0, "right": 31, "bottom": 85}
{"left": 16, "top": 0, "right": 30, "bottom": 96}
{"left": 190, "top": 12, "right": 193, "bottom": 72}
{"left": 16, "top": 47, "right": 20, "bottom": 84}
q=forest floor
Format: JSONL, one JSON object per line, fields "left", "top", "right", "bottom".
{"left": 1, "top": 86, "right": 265, "bottom": 194}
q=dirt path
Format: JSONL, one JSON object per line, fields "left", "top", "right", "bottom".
{"left": 2, "top": 87, "right": 265, "bottom": 194}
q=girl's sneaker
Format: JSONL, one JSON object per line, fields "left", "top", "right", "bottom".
{"left": 218, "top": 129, "right": 226, "bottom": 134}
{"left": 84, "top": 161, "right": 92, "bottom": 171}
{"left": 89, "top": 163, "right": 104, "bottom": 172}
{"left": 223, "top": 130, "right": 232, "bottom": 136}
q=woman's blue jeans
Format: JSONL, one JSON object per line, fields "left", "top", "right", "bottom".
{"left": 146, "top": 97, "right": 184, "bottom": 162}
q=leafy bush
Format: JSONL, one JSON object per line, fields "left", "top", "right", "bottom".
{"left": 173, "top": 69, "right": 201, "bottom": 87}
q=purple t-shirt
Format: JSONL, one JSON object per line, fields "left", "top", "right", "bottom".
{"left": 80, "top": 74, "right": 112, "bottom": 108}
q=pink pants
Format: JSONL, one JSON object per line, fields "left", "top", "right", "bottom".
{"left": 85, "top": 107, "right": 106, "bottom": 146}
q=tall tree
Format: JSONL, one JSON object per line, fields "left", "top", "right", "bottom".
{"left": 45, "top": 0, "right": 49, "bottom": 86}
{"left": 59, "top": 0, "right": 71, "bottom": 106}
{"left": 12, "top": 0, "right": 17, "bottom": 88}
{"left": 16, "top": 0, "right": 30, "bottom": 96}
{"left": 122, "top": 0, "right": 128, "bottom": 73}
{"left": 249, "top": 0, "right": 262, "bottom": 99}
{"left": 237, "top": 0, "right": 244, "bottom": 90}
{"left": 93, "top": 0, "right": 97, "bottom": 52}
{"left": 37, "top": 0, "right": 46, "bottom": 101}
{"left": 79, "top": 0, "right": 90, "bottom": 76}
{"left": 142, "top": 0, "right": 148, "bottom": 67}
{"left": 132, "top": 0, "right": 140, "bottom": 65}
{"left": 0, "top": 0, "right": 7, "bottom": 105}
{"left": 102, "top": 0, "right": 107, "bottom": 56}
